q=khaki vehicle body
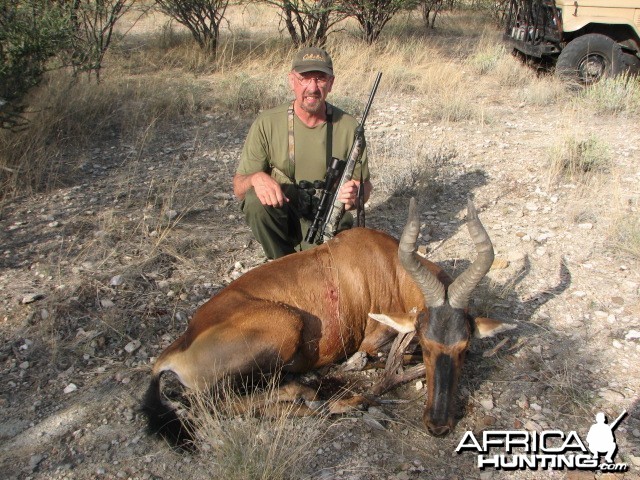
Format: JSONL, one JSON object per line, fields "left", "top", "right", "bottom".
{"left": 504, "top": 0, "right": 640, "bottom": 83}
{"left": 559, "top": 1, "right": 640, "bottom": 33}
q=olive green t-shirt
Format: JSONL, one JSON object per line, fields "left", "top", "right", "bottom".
{"left": 236, "top": 102, "right": 369, "bottom": 185}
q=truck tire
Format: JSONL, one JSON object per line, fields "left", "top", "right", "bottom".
{"left": 556, "top": 33, "right": 625, "bottom": 85}
{"left": 622, "top": 52, "right": 640, "bottom": 76}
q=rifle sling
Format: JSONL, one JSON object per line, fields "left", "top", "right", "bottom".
{"left": 356, "top": 164, "right": 365, "bottom": 227}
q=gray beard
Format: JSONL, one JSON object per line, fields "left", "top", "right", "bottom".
{"left": 301, "top": 98, "right": 324, "bottom": 115}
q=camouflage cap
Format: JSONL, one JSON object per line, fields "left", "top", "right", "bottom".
{"left": 292, "top": 47, "right": 334, "bottom": 76}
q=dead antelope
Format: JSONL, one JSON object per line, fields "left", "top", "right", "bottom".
{"left": 142, "top": 198, "right": 514, "bottom": 447}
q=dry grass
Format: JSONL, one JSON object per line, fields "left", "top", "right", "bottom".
{"left": 545, "top": 134, "right": 612, "bottom": 229}
{"left": 545, "top": 132, "right": 640, "bottom": 259}
{"left": 578, "top": 73, "right": 640, "bottom": 115}
{"left": 521, "top": 76, "right": 568, "bottom": 106}
{"left": 610, "top": 214, "right": 640, "bottom": 260}
{"left": 467, "top": 35, "right": 508, "bottom": 76}
{"left": 370, "top": 133, "right": 457, "bottom": 199}
{"left": 214, "top": 72, "right": 290, "bottom": 113}
{"left": 546, "top": 134, "right": 611, "bottom": 187}
{"left": 0, "top": 68, "right": 213, "bottom": 199}
{"left": 186, "top": 375, "right": 331, "bottom": 480}
{"left": 0, "top": 7, "right": 557, "bottom": 201}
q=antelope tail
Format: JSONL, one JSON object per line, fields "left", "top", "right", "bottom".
{"left": 141, "top": 373, "right": 194, "bottom": 451}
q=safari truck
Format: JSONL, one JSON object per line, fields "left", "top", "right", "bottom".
{"left": 503, "top": 0, "right": 640, "bottom": 84}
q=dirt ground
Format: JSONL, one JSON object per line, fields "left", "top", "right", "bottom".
{"left": 1, "top": 39, "right": 639, "bottom": 480}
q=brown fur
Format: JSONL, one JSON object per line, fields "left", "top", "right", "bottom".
{"left": 142, "top": 224, "right": 511, "bottom": 446}
{"left": 152, "top": 228, "right": 434, "bottom": 388}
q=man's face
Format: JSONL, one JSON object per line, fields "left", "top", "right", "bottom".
{"left": 288, "top": 70, "right": 334, "bottom": 115}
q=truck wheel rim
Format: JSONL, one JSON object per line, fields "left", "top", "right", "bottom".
{"left": 578, "top": 54, "right": 607, "bottom": 84}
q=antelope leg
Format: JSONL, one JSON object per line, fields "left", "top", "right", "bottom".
{"left": 372, "top": 331, "right": 417, "bottom": 395}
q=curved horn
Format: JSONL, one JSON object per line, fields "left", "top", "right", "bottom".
{"left": 447, "top": 200, "right": 494, "bottom": 309}
{"left": 399, "top": 198, "right": 445, "bottom": 307}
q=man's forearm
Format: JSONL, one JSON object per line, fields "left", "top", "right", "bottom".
{"left": 233, "top": 171, "right": 288, "bottom": 207}
{"left": 233, "top": 173, "right": 254, "bottom": 200}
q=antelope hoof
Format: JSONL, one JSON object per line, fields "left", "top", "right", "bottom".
{"left": 340, "top": 351, "right": 368, "bottom": 372}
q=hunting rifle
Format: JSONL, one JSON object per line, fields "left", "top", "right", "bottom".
{"left": 305, "top": 72, "right": 382, "bottom": 245}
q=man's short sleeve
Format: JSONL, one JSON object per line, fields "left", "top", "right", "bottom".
{"left": 236, "top": 117, "right": 269, "bottom": 176}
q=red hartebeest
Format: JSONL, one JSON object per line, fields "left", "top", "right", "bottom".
{"left": 142, "top": 199, "right": 514, "bottom": 447}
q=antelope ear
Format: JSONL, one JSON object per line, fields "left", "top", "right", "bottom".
{"left": 368, "top": 312, "right": 417, "bottom": 334}
{"left": 474, "top": 317, "right": 517, "bottom": 339}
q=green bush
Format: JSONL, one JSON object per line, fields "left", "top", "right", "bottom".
{"left": 0, "top": 0, "right": 73, "bottom": 129}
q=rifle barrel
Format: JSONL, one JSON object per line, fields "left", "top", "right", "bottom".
{"left": 318, "top": 72, "right": 382, "bottom": 243}
{"left": 610, "top": 409, "right": 627, "bottom": 429}
{"left": 360, "top": 72, "right": 382, "bottom": 127}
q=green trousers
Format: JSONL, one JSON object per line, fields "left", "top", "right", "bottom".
{"left": 241, "top": 187, "right": 353, "bottom": 259}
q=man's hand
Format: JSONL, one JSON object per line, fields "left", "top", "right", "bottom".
{"left": 252, "top": 172, "right": 289, "bottom": 207}
{"left": 233, "top": 172, "right": 289, "bottom": 208}
{"left": 338, "top": 179, "right": 372, "bottom": 211}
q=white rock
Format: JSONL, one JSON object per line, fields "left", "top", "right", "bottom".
{"left": 100, "top": 299, "right": 115, "bottom": 308}
{"left": 110, "top": 275, "right": 124, "bottom": 286}
{"left": 536, "top": 233, "right": 552, "bottom": 243}
{"left": 125, "top": 340, "right": 141, "bottom": 353}
{"left": 625, "top": 330, "right": 640, "bottom": 340}
{"left": 64, "top": 383, "right": 78, "bottom": 394}
{"left": 22, "top": 293, "right": 44, "bottom": 304}
{"left": 480, "top": 398, "right": 494, "bottom": 410}
{"left": 361, "top": 414, "right": 387, "bottom": 431}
